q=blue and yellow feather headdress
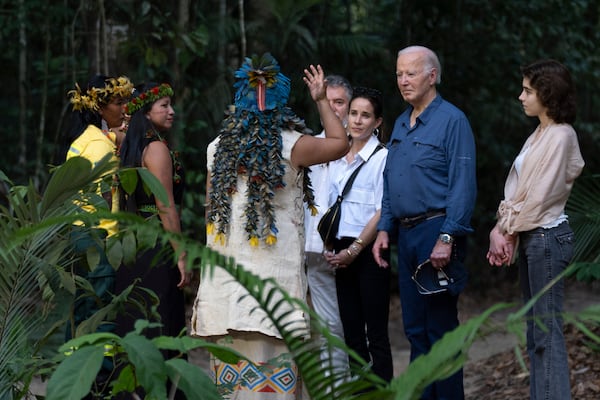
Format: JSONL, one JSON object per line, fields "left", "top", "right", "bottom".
{"left": 233, "top": 53, "right": 290, "bottom": 112}
{"left": 206, "top": 53, "right": 315, "bottom": 247}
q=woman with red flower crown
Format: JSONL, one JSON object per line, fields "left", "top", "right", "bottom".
{"left": 114, "top": 82, "right": 190, "bottom": 398}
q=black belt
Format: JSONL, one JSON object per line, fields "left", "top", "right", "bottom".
{"left": 398, "top": 209, "right": 446, "bottom": 228}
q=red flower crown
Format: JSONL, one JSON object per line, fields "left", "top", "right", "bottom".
{"left": 125, "top": 83, "right": 174, "bottom": 114}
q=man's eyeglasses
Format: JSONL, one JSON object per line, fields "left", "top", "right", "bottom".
{"left": 411, "top": 258, "right": 451, "bottom": 295}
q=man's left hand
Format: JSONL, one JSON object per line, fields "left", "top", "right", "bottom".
{"left": 430, "top": 241, "right": 452, "bottom": 269}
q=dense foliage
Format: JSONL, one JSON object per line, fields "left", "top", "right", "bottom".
{"left": 7, "top": 157, "right": 586, "bottom": 399}
{"left": 1, "top": 0, "right": 599, "bottom": 285}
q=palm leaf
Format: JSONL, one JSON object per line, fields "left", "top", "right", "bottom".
{"left": 391, "top": 303, "right": 511, "bottom": 400}
{"left": 566, "top": 174, "right": 600, "bottom": 280}
{"left": 196, "top": 242, "right": 386, "bottom": 399}
{"left": 0, "top": 157, "right": 117, "bottom": 397}
{"left": 0, "top": 184, "right": 71, "bottom": 397}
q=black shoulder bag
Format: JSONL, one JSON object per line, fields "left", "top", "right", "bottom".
{"left": 317, "top": 144, "right": 384, "bottom": 247}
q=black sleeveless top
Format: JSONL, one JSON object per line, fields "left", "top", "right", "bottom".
{"left": 123, "top": 133, "right": 185, "bottom": 217}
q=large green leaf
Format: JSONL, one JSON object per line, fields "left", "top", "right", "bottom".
{"left": 120, "top": 333, "right": 168, "bottom": 399}
{"left": 118, "top": 168, "right": 139, "bottom": 196}
{"left": 41, "top": 155, "right": 116, "bottom": 215}
{"left": 165, "top": 358, "right": 221, "bottom": 400}
{"left": 137, "top": 167, "right": 170, "bottom": 207}
{"left": 45, "top": 345, "right": 104, "bottom": 400}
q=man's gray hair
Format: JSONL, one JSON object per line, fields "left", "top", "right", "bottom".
{"left": 325, "top": 74, "right": 353, "bottom": 101}
{"left": 398, "top": 46, "right": 442, "bottom": 85}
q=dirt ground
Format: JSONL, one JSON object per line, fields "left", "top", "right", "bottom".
{"left": 458, "top": 280, "right": 600, "bottom": 399}
{"left": 188, "top": 278, "right": 600, "bottom": 399}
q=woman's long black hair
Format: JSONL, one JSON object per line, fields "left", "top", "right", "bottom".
{"left": 119, "top": 82, "right": 162, "bottom": 169}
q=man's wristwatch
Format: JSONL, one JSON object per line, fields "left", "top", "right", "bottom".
{"left": 438, "top": 233, "right": 454, "bottom": 244}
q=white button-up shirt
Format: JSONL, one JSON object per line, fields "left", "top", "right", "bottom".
{"left": 328, "top": 135, "right": 387, "bottom": 240}
{"left": 304, "top": 132, "right": 332, "bottom": 253}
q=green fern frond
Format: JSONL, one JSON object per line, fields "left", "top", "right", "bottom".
{"left": 198, "top": 244, "right": 384, "bottom": 399}
{"left": 566, "top": 174, "right": 600, "bottom": 278}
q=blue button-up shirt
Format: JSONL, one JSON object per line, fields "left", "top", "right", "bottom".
{"left": 378, "top": 95, "right": 477, "bottom": 236}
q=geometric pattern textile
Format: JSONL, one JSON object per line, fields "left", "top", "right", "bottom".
{"left": 213, "top": 359, "right": 299, "bottom": 396}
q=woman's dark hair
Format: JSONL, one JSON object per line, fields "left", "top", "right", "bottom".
{"left": 62, "top": 75, "right": 110, "bottom": 159}
{"left": 119, "top": 82, "right": 165, "bottom": 169}
{"left": 351, "top": 86, "right": 384, "bottom": 119}
{"left": 521, "top": 59, "right": 576, "bottom": 124}
{"left": 350, "top": 86, "right": 386, "bottom": 140}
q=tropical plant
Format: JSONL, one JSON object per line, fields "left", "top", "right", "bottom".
{"left": 46, "top": 320, "right": 233, "bottom": 400}
{"left": 49, "top": 237, "right": 600, "bottom": 399}
{"left": 0, "top": 157, "right": 240, "bottom": 399}
{"left": 565, "top": 174, "right": 600, "bottom": 282}
{"left": 0, "top": 156, "right": 116, "bottom": 399}
{"left": 0, "top": 154, "right": 455, "bottom": 399}
{"left": 3, "top": 156, "right": 600, "bottom": 399}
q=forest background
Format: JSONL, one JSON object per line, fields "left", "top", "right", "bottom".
{"left": 1, "top": 0, "right": 599, "bottom": 291}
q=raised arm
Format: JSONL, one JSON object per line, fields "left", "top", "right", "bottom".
{"left": 291, "top": 65, "right": 349, "bottom": 168}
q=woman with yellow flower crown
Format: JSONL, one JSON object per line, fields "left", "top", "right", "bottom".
{"left": 65, "top": 74, "right": 133, "bottom": 318}
{"left": 63, "top": 74, "right": 133, "bottom": 395}
{"left": 191, "top": 54, "right": 349, "bottom": 399}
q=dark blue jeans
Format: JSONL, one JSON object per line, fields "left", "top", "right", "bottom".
{"left": 334, "top": 237, "right": 393, "bottom": 382}
{"left": 396, "top": 216, "right": 465, "bottom": 400}
{"left": 519, "top": 221, "right": 573, "bottom": 400}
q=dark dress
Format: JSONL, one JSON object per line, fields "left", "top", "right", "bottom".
{"left": 114, "top": 135, "right": 185, "bottom": 343}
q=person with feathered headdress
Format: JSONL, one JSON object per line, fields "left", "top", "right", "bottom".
{"left": 191, "top": 53, "right": 349, "bottom": 399}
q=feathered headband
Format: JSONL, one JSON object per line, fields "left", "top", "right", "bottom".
{"left": 68, "top": 76, "right": 134, "bottom": 112}
{"left": 124, "top": 83, "right": 174, "bottom": 115}
{"left": 233, "top": 53, "right": 290, "bottom": 112}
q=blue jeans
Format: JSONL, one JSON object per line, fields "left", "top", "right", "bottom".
{"left": 396, "top": 217, "right": 465, "bottom": 400}
{"left": 518, "top": 221, "right": 573, "bottom": 400}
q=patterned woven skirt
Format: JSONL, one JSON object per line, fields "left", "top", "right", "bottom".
{"left": 211, "top": 332, "right": 302, "bottom": 399}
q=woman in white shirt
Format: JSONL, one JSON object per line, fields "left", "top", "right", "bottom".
{"left": 324, "top": 86, "right": 392, "bottom": 384}
{"left": 488, "top": 59, "right": 584, "bottom": 400}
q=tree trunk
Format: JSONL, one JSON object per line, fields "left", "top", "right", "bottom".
{"left": 81, "top": 0, "right": 101, "bottom": 75}
{"left": 35, "top": 21, "right": 51, "bottom": 188}
{"left": 217, "top": 0, "right": 226, "bottom": 73}
{"left": 18, "top": 0, "right": 27, "bottom": 174}
{"left": 99, "top": 0, "right": 108, "bottom": 74}
{"left": 239, "top": 0, "right": 246, "bottom": 57}
{"left": 172, "top": 0, "right": 191, "bottom": 148}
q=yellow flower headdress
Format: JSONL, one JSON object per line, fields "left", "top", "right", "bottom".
{"left": 68, "top": 76, "right": 134, "bottom": 112}
{"left": 105, "top": 76, "right": 134, "bottom": 99}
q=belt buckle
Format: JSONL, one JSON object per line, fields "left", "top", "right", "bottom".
{"left": 400, "top": 214, "right": 424, "bottom": 228}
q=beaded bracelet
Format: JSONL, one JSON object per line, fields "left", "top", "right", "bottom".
{"left": 349, "top": 243, "right": 362, "bottom": 254}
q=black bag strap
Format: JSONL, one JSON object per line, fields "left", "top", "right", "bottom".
{"left": 339, "top": 143, "right": 384, "bottom": 199}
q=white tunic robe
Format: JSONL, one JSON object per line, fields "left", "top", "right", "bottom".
{"left": 191, "top": 129, "right": 309, "bottom": 339}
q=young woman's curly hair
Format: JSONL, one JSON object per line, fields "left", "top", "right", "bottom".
{"left": 521, "top": 59, "right": 576, "bottom": 124}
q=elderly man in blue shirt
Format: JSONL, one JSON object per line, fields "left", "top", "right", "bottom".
{"left": 373, "top": 45, "right": 476, "bottom": 400}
